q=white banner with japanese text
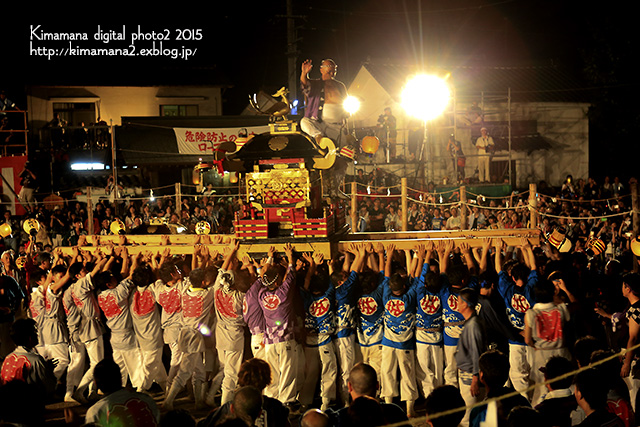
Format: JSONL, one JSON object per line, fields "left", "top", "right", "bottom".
{"left": 173, "top": 126, "right": 270, "bottom": 155}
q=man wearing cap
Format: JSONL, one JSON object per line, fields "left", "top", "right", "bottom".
{"left": 474, "top": 128, "right": 494, "bottom": 183}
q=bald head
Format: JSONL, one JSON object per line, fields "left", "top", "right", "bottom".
{"left": 301, "top": 409, "right": 331, "bottom": 427}
{"left": 348, "top": 363, "right": 378, "bottom": 398}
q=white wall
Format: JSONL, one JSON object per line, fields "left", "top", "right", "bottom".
{"left": 27, "top": 85, "right": 223, "bottom": 128}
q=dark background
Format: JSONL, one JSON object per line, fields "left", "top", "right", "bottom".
{"left": 4, "top": 1, "right": 638, "bottom": 183}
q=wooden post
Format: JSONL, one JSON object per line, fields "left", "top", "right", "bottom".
{"left": 401, "top": 178, "right": 408, "bottom": 231}
{"left": 460, "top": 186, "right": 467, "bottom": 230}
{"left": 351, "top": 181, "right": 358, "bottom": 233}
{"left": 529, "top": 183, "right": 538, "bottom": 229}
{"left": 631, "top": 181, "right": 639, "bottom": 272}
{"left": 86, "top": 187, "right": 94, "bottom": 235}
{"left": 175, "top": 183, "right": 182, "bottom": 217}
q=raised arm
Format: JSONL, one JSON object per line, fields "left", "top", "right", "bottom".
{"left": 438, "top": 240, "right": 453, "bottom": 274}
{"left": 479, "top": 238, "right": 491, "bottom": 274}
{"left": 494, "top": 238, "right": 504, "bottom": 273}
{"left": 521, "top": 237, "right": 536, "bottom": 271}
{"left": 222, "top": 239, "right": 240, "bottom": 271}
{"left": 403, "top": 248, "right": 413, "bottom": 277}
{"left": 284, "top": 243, "right": 294, "bottom": 268}
{"left": 119, "top": 247, "right": 130, "bottom": 278}
{"left": 366, "top": 243, "right": 378, "bottom": 272}
{"left": 459, "top": 242, "right": 476, "bottom": 276}
{"left": 413, "top": 243, "right": 426, "bottom": 278}
{"left": 301, "top": 252, "right": 317, "bottom": 291}
{"left": 241, "top": 254, "right": 257, "bottom": 283}
{"left": 49, "top": 269, "right": 71, "bottom": 295}
{"left": 376, "top": 243, "right": 385, "bottom": 274}
{"left": 348, "top": 243, "right": 366, "bottom": 273}
{"left": 90, "top": 249, "right": 109, "bottom": 278}
{"left": 384, "top": 244, "right": 396, "bottom": 278}
{"left": 301, "top": 59, "right": 313, "bottom": 87}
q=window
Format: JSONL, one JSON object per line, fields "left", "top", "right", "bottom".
{"left": 52, "top": 102, "right": 96, "bottom": 126}
{"left": 160, "top": 105, "right": 199, "bottom": 117}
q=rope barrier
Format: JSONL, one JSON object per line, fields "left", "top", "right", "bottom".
{"left": 533, "top": 208, "right": 632, "bottom": 221}
{"left": 538, "top": 193, "right": 631, "bottom": 204}
{"left": 380, "top": 340, "right": 640, "bottom": 427}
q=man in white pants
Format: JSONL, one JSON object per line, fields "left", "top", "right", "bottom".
{"left": 211, "top": 241, "right": 248, "bottom": 406}
{"left": 130, "top": 264, "right": 168, "bottom": 393}
{"left": 414, "top": 245, "right": 445, "bottom": 399}
{"left": 380, "top": 245, "right": 419, "bottom": 418}
{"left": 96, "top": 271, "right": 143, "bottom": 389}
{"left": 455, "top": 288, "right": 486, "bottom": 427}
{"left": 475, "top": 127, "right": 494, "bottom": 183}
{"left": 299, "top": 252, "right": 337, "bottom": 411}
{"left": 256, "top": 244, "right": 299, "bottom": 407}
{"left": 42, "top": 266, "right": 71, "bottom": 384}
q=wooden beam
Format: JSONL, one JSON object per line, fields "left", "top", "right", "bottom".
{"left": 58, "top": 228, "right": 539, "bottom": 258}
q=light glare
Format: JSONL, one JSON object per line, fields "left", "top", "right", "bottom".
{"left": 401, "top": 74, "right": 451, "bottom": 121}
{"left": 343, "top": 96, "right": 361, "bottom": 115}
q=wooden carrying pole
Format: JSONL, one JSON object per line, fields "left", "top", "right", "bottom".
{"left": 351, "top": 182, "right": 358, "bottom": 233}
{"left": 529, "top": 183, "right": 537, "bottom": 229}
{"left": 401, "top": 178, "right": 408, "bottom": 231}
{"left": 460, "top": 186, "right": 467, "bottom": 230}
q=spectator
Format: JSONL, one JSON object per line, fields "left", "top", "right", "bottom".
{"left": 534, "top": 356, "right": 577, "bottom": 427}
{"left": 574, "top": 368, "right": 625, "bottom": 427}
{"left": 425, "top": 385, "right": 466, "bottom": 427}
{"left": 85, "top": 358, "right": 159, "bottom": 425}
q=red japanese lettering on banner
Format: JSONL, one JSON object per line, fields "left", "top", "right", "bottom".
{"left": 535, "top": 309, "right": 563, "bottom": 343}
{"left": 385, "top": 299, "right": 406, "bottom": 317}
{"left": 420, "top": 295, "right": 441, "bottom": 315}
{"left": 158, "top": 288, "right": 181, "bottom": 315}
{"left": 182, "top": 293, "right": 204, "bottom": 318}
{"left": 309, "top": 297, "right": 330, "bottom": 318}
{"left": 29, "top": 300, "right": 41, "bottom": 319}
{"left": 185, "top": 131, "right": 195, "bottom": 142}
{"left": 447, "top": 294, "right": 459, "bottom": 312}
{"left": 98, "top": 293, "right": 122, "bottom": 319}
{"left": 262, "top": 294, "right": 281, "bottom": 311}
{"left": 358, "top": 296, "right": 378, "bottom": 316}
{"left": 511, "top": 294, "right": 530, "bottom": 313}
{"left": 215, "top": 289, "right": 238, "bottom": 319}
{"left": 133, "top": 289, "right": 156, "bottom": 316}
{"left": 1, "top": 354, "right": 31, "bottom": 383}
{"left": 108, "top": 398, "right": 157, "bottom": 427}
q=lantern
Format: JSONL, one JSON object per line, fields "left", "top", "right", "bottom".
{"left": 546, "top": 227, "right": 572, "bottom": 253}
{"left": 631, "top": 236, "right": 640, "bottom": 257}
{"left": 0, "top": 223, "right": 11, "bottom": 238}
{"left": 110, "top": 219, "right": 126, "bottom": 235}
{"left": 339, "top": 146, "right": 355, "bottom": 160}
{"left": 586, "top": 237, "right": 606, "bottom": 257}
{"left": 195, "top": 221, "right": 211, "bottom": 235}
{"left": 361, "top": 136, "right": 380, "bottom": 154}
{"left": 15, "top": 256, "right": 26, "bottom": 269}
{"left": 23, "top": 218, "right": 40, "bottom": 237}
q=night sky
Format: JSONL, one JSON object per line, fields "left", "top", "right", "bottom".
{"left": 5, "top": 2, "right": 638, "bottom": 181}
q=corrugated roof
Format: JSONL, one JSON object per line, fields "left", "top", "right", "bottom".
{"left": 361, "top": 61, "right": 591, "bottom": 103}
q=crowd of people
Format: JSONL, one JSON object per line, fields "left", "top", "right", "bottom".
{"left": 0, "top": 187, "right": 638, "bottom": 426}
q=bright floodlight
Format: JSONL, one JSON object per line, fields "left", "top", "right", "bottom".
{"left": 343, "top": 96, "right": 361, "bottom": 115}
{"left": 401, "top": 74, "right": 451, "bottom": 121}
